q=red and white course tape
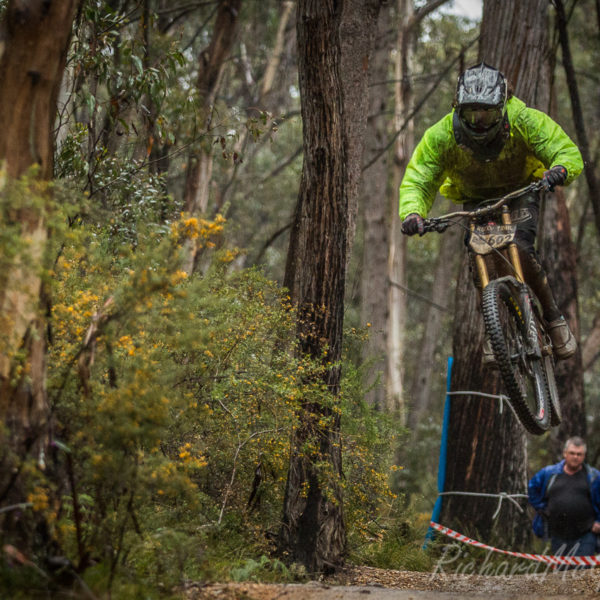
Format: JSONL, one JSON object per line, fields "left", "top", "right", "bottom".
{"left": 430, "top": 521, "right": 600, "bottom": 568}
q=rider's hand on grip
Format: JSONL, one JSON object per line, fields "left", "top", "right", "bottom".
{"left": 401, "top": 213, "right": 425, "bottom": 236}
{"left": 542, "top": 165, "right": 567, "bottom": 191}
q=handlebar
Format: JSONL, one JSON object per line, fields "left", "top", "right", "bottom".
{"left": 420, "top": 181, "right": 546, "bottom": 234}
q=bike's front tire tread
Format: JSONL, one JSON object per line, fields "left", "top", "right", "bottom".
{"left": 482, "top": 280, "right": 552, "bottom": 435}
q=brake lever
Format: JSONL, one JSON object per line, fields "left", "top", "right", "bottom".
{"left": 422, "top": 218, "right": 450, "bottom": 233}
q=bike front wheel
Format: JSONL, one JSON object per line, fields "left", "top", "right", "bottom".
{"left": 482, "top": 279, "right": 552, "bottom": 435}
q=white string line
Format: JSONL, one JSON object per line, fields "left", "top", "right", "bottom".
{"left": 441, "top": 391, "right": 529, "bottom": 519}
{"left": 439, "top": 490, "right": 529, "bottom": 519}
{"left": 0, "top": 502, "right": 33, "bottom": 514}
{"left": 446, "top": 390, "right": 517, "bottom": 418}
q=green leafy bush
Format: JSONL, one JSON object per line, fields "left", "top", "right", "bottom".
{"left": 1, "top": 205, "right": 391, "bottom": 594}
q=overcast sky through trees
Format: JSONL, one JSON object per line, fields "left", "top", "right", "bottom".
{"left": 441, "top": 0, "right": 482, "bottom": 19}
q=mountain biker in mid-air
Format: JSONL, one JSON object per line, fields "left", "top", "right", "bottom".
{"left": 399, "top": 62, "right": 584, "bottom": 365}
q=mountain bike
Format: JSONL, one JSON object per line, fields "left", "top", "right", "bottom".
{"left": 420, "top": 181, "right": 561, "bottom": 435}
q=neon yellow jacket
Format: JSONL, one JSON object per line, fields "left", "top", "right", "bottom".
{"left": 398, "top": 96, "right": 584, "bottom": 219}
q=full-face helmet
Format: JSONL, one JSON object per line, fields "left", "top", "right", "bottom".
{"left": 455, "top": 62, "right": 508, "bottom": 146}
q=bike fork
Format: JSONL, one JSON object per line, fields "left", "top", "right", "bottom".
{"left": 500, "top": 207, "right": 542, "bottom": 358}
{"left": 501, "top": 206, "right": 525, "bottom": 283}
{"left": 472, "top": 223, "right": 490, "bottom": 289}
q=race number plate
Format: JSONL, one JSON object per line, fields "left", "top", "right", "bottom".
{"left": 469, "top": 223, "right": 517, "bottom": 255}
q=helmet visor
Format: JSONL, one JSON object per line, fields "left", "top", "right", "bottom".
{"left": 461, "top": 106, "right": 503, "bottom": 132}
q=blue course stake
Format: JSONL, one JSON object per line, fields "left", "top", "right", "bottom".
{"left": 424, "top": 356, "right": 453, "bottom": 547}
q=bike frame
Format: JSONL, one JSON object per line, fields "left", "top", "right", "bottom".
{"left": 418, "top": 180, "right": 559, "bottom": 433}
{"left": 421, "top": 181, "right": 553, "bottom": 362}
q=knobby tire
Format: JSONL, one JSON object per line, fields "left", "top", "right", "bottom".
{"left": 482, "top": 280, "right": 552, "bottom": 435}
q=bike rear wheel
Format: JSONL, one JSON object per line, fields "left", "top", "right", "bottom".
{"left": 482, "top": 279, "right": 552, "bottom": 435}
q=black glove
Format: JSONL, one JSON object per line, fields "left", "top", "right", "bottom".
{"left": 542, "top": 165, "right": 567, "bottom": 191}
{"left": 401, "top": 213, "right": 425, "bottom": 236}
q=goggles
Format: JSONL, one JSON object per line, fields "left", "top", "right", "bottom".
{"left": 461, "top": 106, "right": 503, "bottom": 131}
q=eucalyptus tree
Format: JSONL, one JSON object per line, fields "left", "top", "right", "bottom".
{"left": 441, "top": 0, "right": 554, "bottom": 547}
{"left": 359, "top": 4, "right": 393, "bottom": 411}
{"left": 538, "top": 0, "right": 593, "bottom": 447}
{"left": 0, "top": 0, "right": 79, "bottom": 546}
{"left": 182, "top": 0, "right": 242, "bottom": 274}
{"left": 359, "top": 0, "right": 463, "bottom": 416}
{"left": 280, "top": 0, "right": 382, "bottom": 573}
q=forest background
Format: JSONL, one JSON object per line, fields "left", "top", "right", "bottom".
{"left": 0, "top": 0, "right": 599, "bottom": 598}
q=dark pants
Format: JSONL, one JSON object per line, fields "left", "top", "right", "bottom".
{"left": 551, "top": 531, "right": 597, "bottom": 556}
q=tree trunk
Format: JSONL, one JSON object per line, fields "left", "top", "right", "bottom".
{"left": 408, "top": 224, "right": 460, "bottom": 429}
{"left": 0, "top": 0, "right": 79, "bottom": 543}
{"left": 387, "top": 0, "right": 415, "bottom": 420}
{"left": 280, "top": 0, "right": 381, "bottom": 574}
{"left": 441, "top": 0, "right": 551, "bottom": 547}
{"left": 145, "top": 0, "right": 171, "bottom": 183}
{"left": 339, "top": 0, "right": 382, "bottom": 255}
{"left": 217, "top": 0, "right": 295, "bottom": 214}
{"left": 182, "top": 0, "right": 242, "bottom": 274}
{"left": 553, "top": 0, "right": 600, "bottom": 241}
{"left": 360, "top": 7, "right": 392, "bottom": 410}
{"left": 480, "top": 0, "right": 551, "bottom": 109}
{"left": 361, "top": 0, "right": 449, "bottom": 413}
{"left": 279, "top": 0, "right": 347, "bottom": 573}
{"left": 485, "top": 0, "right": 586, "bottom": 442}
{"left": 537, "top": 0, "right": 586, "bottom": 446}
{"left": 387, "top": 0, "right": 449, "bottom": 418}
{"left": 442, "top": 256, "right": 530, "bottom": 548}
{"left": 0, "top": 0, "right": 78, "bottom": 424}
{"left": 539, "top": 191, "right": 586, "bottom": 445}
{"left": 582, "top": 312, "right": 600, "bottom": 372}
{"left": 259, "top": 1, "right": 295, "bottom": 102}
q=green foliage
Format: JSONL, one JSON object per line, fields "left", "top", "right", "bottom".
{"left": 340, "top": 338, "right": 401, "bottom": 534}
{"left": 45, "top": 215, "right": 292, "bottom": 587}
{"left": 347, "top": 494, "right": 434, "bottom": 572}
{"left": 0, "top": 172, "right": 41, "bottom": 273}
{"left": 1, "top": 4, "right": 474, "bottom": 594}
{"left": 230, "top": 555, "right": 291, "bottom": 583}
{"left": 0, "top": 186, "right": 393, "bottom": 594}
{"left": 0, "top": 4, "right": 319, "bottom": 591}
{"left": 16, "top": 0, "right": 600, "bottom": 593}
{"left": 395, "top": 420, "right": 443, "bottom": 513}
{"left": 0, "top": 562, "right": 49, "bottom": 600}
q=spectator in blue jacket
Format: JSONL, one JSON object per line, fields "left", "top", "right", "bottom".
{"left": 528, "top": 436, "right": 600, "bottom": 556}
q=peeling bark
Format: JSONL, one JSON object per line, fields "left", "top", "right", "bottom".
{"left": 0, "top": 0, "right": 79, "bottom": 441}
{"left": 0, "top": 0, "right": 79, "bottom": 550}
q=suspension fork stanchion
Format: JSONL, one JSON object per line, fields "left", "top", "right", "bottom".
{"left": 472, "top": 222, "right": 490, "bottom": 289}
{"left": 501, "top": 206, "right": 525, "bottom": 283}
{"left": 500, "top": 207, "right": 543, "bottom": 359}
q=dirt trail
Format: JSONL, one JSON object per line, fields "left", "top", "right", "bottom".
{"left": 184, "top": 565, "right": 600, "bottom": 599}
